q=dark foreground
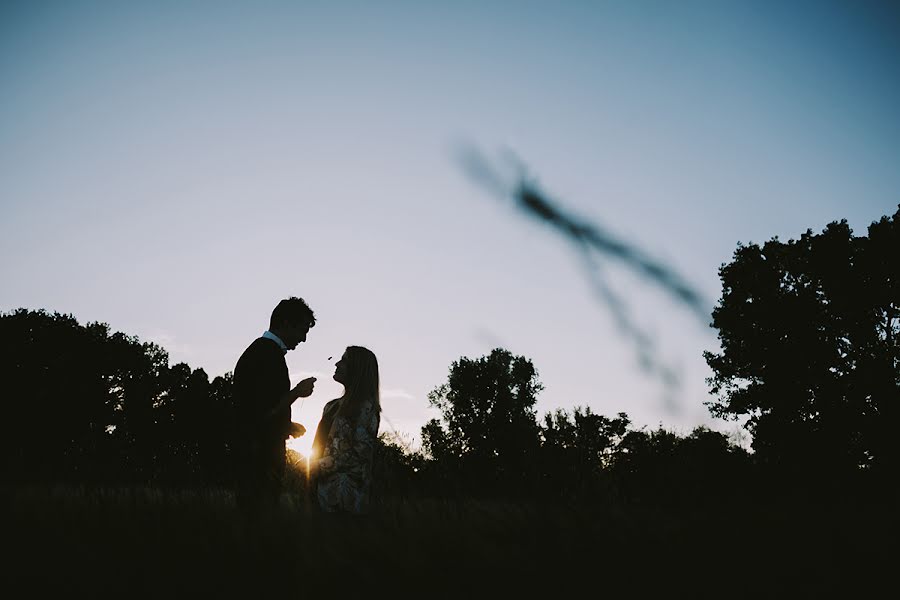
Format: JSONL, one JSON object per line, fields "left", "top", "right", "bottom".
{"left": 3, "top": 484, "right": 895, "bottom": 598}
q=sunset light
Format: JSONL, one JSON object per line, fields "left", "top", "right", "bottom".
{"left": 286, "top": 423, "right": 317, "bottom": 459}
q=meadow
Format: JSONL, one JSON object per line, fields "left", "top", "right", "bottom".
{"left": 5, "top": 474, "right": 893, "bottom": 598}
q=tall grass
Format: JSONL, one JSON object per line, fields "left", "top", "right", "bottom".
{"left": 4, "top": 479, "right": 894, "bottom": 598}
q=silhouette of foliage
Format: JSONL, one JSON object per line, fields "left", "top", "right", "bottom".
{"left": 538, "top": 407, "right": 630, "bottom": 497}
{"left": 0, "top": 308, "right": 235, "bottom": 485}
{"left": 609, "top": 425, "right": 751, "bottom": 506}
{"left": 3, "top": 305, "right": 839, "bottom": 511}
{"left": 422, "top": 348, "right": 543, "bottom": 495}
{"left": 705, "top": 207, "right": 900, "bottom": 482}
{"left": 371, "top": 432, "right": 425, "bottom": 499}
{"left": 417, "top": 348, "right": 749, "bottom": 504}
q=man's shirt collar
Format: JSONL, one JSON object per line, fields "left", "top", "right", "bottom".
{"left": 262, "top": 330, "right": 288, "bottom": 354}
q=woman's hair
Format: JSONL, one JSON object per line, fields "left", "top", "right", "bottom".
{"left": 335, "top": 346, "right": 381, "bottom": 427}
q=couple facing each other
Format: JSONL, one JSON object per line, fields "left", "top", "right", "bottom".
{"left": 233, "top": 296, "right": 380, "bottom": 517}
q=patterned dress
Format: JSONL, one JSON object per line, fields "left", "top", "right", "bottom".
{"left": 317, "top": 398, "right": 380, "bottom": 514}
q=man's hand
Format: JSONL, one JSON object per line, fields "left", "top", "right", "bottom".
{"left": 292, "top": 377, "right": 316, "bottom": 401}
{"left": 289, "top": 422, "right": 306, "bottom": 438}
{"left": 272, "top": 377, "right": 316, "bottom": 418}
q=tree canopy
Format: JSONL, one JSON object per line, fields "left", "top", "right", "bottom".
{"left": 0, "top": 308, "right": 235, "bottom": 485}
{"left": 422, "top": 348, "right": 543, "bottom": 492}
{"left": 704, "top": 206, "right": 899, "bottom": 476}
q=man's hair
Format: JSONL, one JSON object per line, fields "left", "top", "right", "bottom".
{"left": 270, "top": 297, "right": 316, "bottom": 330}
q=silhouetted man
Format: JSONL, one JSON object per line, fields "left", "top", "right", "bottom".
{"left": 233, "top": 297, "right": 317, "bottom": 518}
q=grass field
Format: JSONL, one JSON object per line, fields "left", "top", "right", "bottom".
{"left": 4, "top": 482, "right": 895, "bottom": 598}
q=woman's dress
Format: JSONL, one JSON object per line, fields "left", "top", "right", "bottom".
{"left": 316, "top": 398, "right": 380, "bottom": 514}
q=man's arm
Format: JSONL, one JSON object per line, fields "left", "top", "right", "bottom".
{"left": 265, "top": 377, "right": 316, "bottom": 419}
{"left": 234, "top": 344, "right": 315, "bottom": 434}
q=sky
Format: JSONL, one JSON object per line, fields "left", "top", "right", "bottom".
{"left": 2, "top": 0, "right": 899, "bottom": 455}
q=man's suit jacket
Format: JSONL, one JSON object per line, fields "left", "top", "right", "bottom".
{"left": 233, "top": 337, "right": 291, "bottom": 453}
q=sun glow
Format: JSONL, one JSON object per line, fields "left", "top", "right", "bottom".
{"left": 286, "top": 426, "right": 316, "bottom": 458}
{"left": 287, "top": 406, "right": 321, "bottom": 458}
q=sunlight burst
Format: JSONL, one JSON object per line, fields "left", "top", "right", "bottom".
{"left": 286, "top": 429, "right": 315, "bottom": 458}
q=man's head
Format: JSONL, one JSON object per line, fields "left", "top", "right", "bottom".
{"left": 269, "top": 297, "right": 316, "bottom": 350}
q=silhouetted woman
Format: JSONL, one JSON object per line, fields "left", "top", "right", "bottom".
{"left": 309, "top": 346, "right": 381, "bottom": 515}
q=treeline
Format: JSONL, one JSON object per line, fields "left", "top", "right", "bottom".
{"left": 374, "top": 349, "right": 752, "bottom": 506}
{"left": 1, "top": 308, "right": 750, "bottom": 505}
{"left": 0, "top": 308, "right": 744, "bottom": 503}
{"left": 2, "top": 206, "right": 896, "bottom": 503}
{"left": 0, "top": 309, "right": 235, "bottom": 485}
{"left": 0, "top": 307, "right": 888, "bottom": 504}
{"left": 381, "top": 207, "right": 899, "bottom": 504}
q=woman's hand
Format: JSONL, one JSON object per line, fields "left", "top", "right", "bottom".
{"left": 318, "top": 456, "right": 335, "bottom": 470}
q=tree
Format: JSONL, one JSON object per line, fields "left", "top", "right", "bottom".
{"left": 539, "top": 408, "right": 629, "bottom": 496}
{"left": 422, "top": 348, "right": 543, "bottom": 493}
{"left": 0, "top": 310, "right": 120, "bottom": 481}
{"left": 0, "top": 308, "right": 237, "bottom": 485}
{"left": 704, "top": 207, "right": 899, "bottom": 477}
{"left": 372, "top": 433, "right": 425, "bottom": 499}
{"left": 609, "top": 425, "right": 749, "bottom": 505}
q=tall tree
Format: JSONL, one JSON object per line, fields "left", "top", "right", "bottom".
{"left": 422, "top": 348, "right": 543, "bottom": 492}
{"left": 704, "top": 207, "right": 899, "bottom": 476}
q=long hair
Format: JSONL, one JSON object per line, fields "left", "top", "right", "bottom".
{"left": 334, "top": 346, "right": 381, "bottom": 429}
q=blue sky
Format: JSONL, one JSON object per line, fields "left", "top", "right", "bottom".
{"left": 2, "top": 0, "right": 898, "bottom": 449}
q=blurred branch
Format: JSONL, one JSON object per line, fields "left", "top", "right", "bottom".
{"left": 458, "top": 145, "right": 713, "bottom": 411}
